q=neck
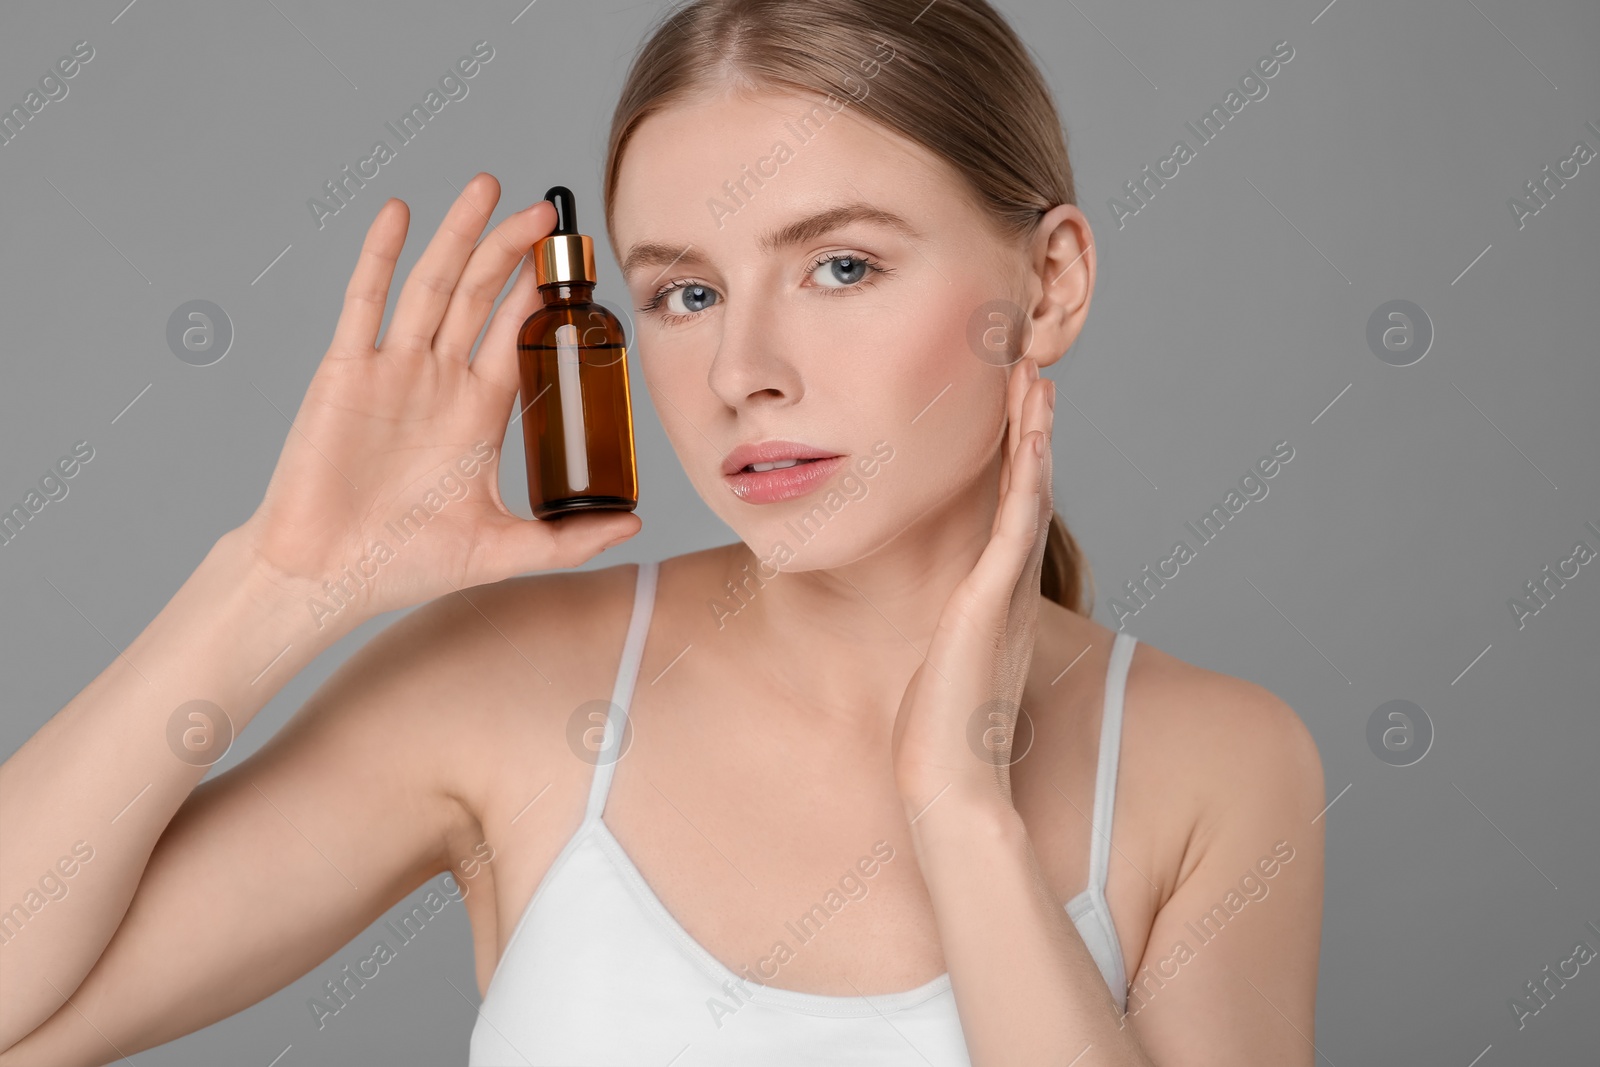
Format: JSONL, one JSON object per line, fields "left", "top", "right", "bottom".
{"left": 709, "top": 477, "right": 1002, "bottom": 720}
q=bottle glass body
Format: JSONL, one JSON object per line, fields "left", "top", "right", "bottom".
{"left": 516, "top": 283, "right": 638, "bottom": 519}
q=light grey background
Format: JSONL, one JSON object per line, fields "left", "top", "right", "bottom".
{"left": 2, "top": 0, "right": 1597, "bottom": 1063}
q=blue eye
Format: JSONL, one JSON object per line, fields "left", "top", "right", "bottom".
{"left": 812, "top": 255, "right": 870, "bottom": 287}
{"left": 638, "top": 251, "right": 892, "bottom": 324}
{"left": 664, "top": 284, "right": 717, "bottom": 315}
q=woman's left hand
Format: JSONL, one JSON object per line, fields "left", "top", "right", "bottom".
{"left": 890, "top": 354, "right": 1057, "bottom": 821}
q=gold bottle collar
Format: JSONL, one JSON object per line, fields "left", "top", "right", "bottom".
{"left": 534, "top": 233, "right": 596, "bottom": 286}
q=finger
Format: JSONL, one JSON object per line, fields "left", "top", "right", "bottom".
{"left": 471, "top": 251, "right": 543, "bottom": 395}
{"left": 381, "top": 173, "right": 503, "bottom": 354}
{"left": 957, "top": 432, "right": 1046, "bottom": 641}
{"left": 991, "top": 355, "right": 1035, "bottom": 537}
{"left": 969, "top": 380, "right": 1052, "bottom": 606}
{"left": 992, "top": 441, "right": 1011, "bottom": 543}
{"left": 1028, "top": 382, "right": 1056, "bottom": 592}
{"left": 477, "top": 509, "right": 643, "bottom": 575}
{"left": 330, "top": 199, "right": 409, "bottom": 357}
{"left": 1039, "top": 379, "right": 1056, "bottom": 534}
{"left": 1004, "top": 356, "right": 1036, "bottom": 477}
{"left": 435, "top": 199, "right": 558, "bottom": 365}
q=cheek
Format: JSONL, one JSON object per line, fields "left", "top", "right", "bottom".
{"left": 637, "top": 319, "right": 689, "bottom": 376}
{"left": 846, "top": 297, "right": 981, "bottom": 422}
{"left": 638, "top": 338, "right": 718, "bottom": 473}
{"left": 637, "top": 326, "right": 707, "bottom": 424}
{"left": 842, "top": 304, "right": 1010, "bottom": 507}
{"left": 885, "top": 299, "right": 1005, "bottom": 449}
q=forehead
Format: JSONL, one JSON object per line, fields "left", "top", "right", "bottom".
{"left": 610, "top": 88, "right": 973, "bottom": 273}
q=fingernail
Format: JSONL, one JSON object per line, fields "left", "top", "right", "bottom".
{"left": 1047, "top": 379, "right": 1056, "bottom": 410}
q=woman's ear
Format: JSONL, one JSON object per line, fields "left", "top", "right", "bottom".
{"left": 1024, "top": 204, "right": 1095, "bottom": 370}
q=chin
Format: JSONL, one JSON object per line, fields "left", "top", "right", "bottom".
{"left": 718, "top": 494, "right": 918, "bottom": 576}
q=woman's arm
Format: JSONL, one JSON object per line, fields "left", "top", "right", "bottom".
{"left": 0, "top": 526, "right": 354, "bottom": 1053}
{"left": 0, "top": 172, "right": 640, "bottom": 1060}
{"left": 890, "top": 353, "right": 1321, "bottom": 1064}
{"left": 1119, "top": 682, "right": 1324, "bottom": 1065}
{"left": 0, "top": 555, "right": 491, "bottom": 1066}
{"left": 908, "top": 793, "right": 1154, "bottom": 1065}
{"left": 909, "top": 681, "right": 1324, "bottom": 1067}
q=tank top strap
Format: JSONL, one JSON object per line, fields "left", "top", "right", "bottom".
{"left": 1087, "top": 631, "right": 1137, "bottom": 893}
{"left": 583, "top": 559, "right": 660, "bottom": 824}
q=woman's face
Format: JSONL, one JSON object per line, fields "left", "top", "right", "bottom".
{"left": 610, "top": 87, "right": 1061, "bottom": 572}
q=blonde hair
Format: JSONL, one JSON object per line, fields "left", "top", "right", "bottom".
{"left": 603, "top": 0, "right": 1096, "bottom": 615}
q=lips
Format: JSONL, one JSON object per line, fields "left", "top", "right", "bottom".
{"left": 722, "top": 440, "right": 843, "bottom": 476}
{"left": 723, "top": 456, "right": 847, "bottom": 504}
{"left": 720, "top": 440, "right": 846, "bottom": 505}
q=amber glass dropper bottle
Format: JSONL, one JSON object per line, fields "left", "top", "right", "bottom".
{"left": 516, "top": 186, "right": 638, "bottom": 519}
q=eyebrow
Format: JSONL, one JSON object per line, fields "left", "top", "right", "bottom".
{"left": 620, "top": 202, "right": 924, "bottom": 283}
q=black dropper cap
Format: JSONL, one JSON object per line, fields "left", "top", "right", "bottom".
{"left": 533, "top": 185, "right": 597, "bottom": 286}
{"left": 547, "top": 186, "right": 578, "bottom": 234}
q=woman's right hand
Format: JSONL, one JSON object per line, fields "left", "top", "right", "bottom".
{"left": 238, "top": 173, "right": 641, "bottom": 624}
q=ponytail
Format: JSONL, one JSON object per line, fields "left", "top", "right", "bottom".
{"left": 1040, "top": 510, "right": 1094, "bottom": 616}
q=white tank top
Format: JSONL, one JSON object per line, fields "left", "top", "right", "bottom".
{"left": 469, "top": 560, "right": 1136, "bottom": 1065}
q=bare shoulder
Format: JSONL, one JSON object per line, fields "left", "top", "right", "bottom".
{"left": 395, "top": 560, "right": 639, "bottom": 664}
{"left": 1110, "top": 623, "right": 1326, "bottom": 891}
{"left": 1050, "top": 620, "right": 1328, "bottom": 1057}
{"left": 377, "top": 556, "right": 644, "bottom": 722}
{"left": 1039, "top": 602, "right": 1321, "bottom": 796}
{"left": 1034, "top": 600, "right": 1324, "bottom": 905}
{"left": 1125, "top": 637, "right": 1322, "bottom": 788}
{"left": 307, "top": 561, "right": 642, "bottom": 831}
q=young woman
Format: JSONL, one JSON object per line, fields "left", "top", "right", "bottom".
{"left": 0, "top": 1, "right": 1325, "bottom": 1064}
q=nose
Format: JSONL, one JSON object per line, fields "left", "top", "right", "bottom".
{"left": 704, "top": 289, "right": 803, "bottom": 410}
